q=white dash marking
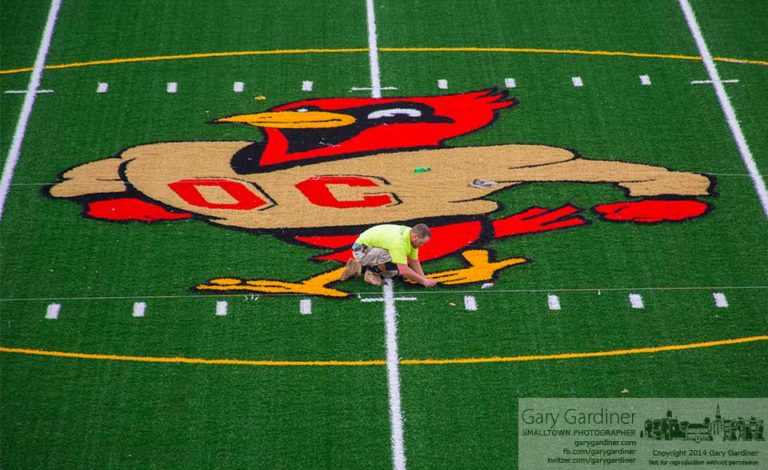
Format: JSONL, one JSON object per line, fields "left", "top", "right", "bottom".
{"left": 4, "top": 89, "right": 54, "bottom": 94}
{"left": 437, "top": 79, "right": 448, "bottom": 89}
{"left": 233, "top": 81, "right": 244, "bottom": 93}
{"left": 166, "top": 82, "right": 177, "bottom": 93}
{"left": 571, "top": 76, "right": 584, "bottom": 87}
{"left": 504, "top": 78, "right": 516, "bottom": 88}
{"left": 216, "top": 301, "right": 228, "bottom": 316}
{"left": 365, "top": 0, "right": 383, "bottom": 98}
{"left": 547, "top": 294, "right": 561, "bottom": 311}
{"left": 629, "top": 294, "right": 644, "bottom": 309}
{"left": 300, "top": 298, "right": 312, "bottom": 315}
{"left": 690, "top": 79, "right": 739, "bottom": 85}
{"left": 640, "top": 75, "right": 651, "bottom": 86}
{"left": 46, "top": 303, "right": 60, "bottom": 319}
{"left": 463, "top": 295, "right": 477, "bottom": 311}
{"left": 0, "top": 0, "right": 62, "bottom": 221}
{"left": 351, "top": 86, "right": 398, "bottom": 92}
{"left": 133, "top": 302, "right": 146, "bottom": 317}
{"left": 481, "top": 282, "right": 494, "bottom": 289}
{"left": 302, "top": 80, "right": 313, "bottom": 92}
{"left": 713, "top": 292, "right": 729, "bottom": 308}
{"left": 97, "top": 82, "right": 109, "bottom": 93}
{"left": 679, "top": 0, "right": 768, "bottom": 218}
{"left": 383, "top": 280, "right": 406, "bottom": 470}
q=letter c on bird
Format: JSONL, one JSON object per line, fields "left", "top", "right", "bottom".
{"left": 296, "top": 176, "right": 397, "bottom": 208}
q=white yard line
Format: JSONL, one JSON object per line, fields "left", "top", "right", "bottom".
{"left": 679, "top": 0, "right": 768, "bottom": 218}
{"left": 383, "top": 280, "right": 407, "bottom": 470}
{"left": 365, "top": 0, "right": 383, "bottom": 98}
{"left": 0, "top": 0, "right": 62, "bottom": 222}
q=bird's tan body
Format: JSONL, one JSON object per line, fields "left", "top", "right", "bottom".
{"left": 51, "top": 141, "right": 711, "bottom": 229}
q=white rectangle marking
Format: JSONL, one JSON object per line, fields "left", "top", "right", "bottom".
{"left": 437, "top": 79, "right": 448, "bottom": 89}
{"left": 640, "top": 75, "right": 651, "bottom": 86}
{"left": 166, "top": 82, "right": 177, "bottom": 93}
{"left": 547, "top": 294, "right": 561, "bottom": 311}
{"left": 713, "top": 292, "right": 729, "bottom": 308}
{"left": 571, "top": 76, "right": 584, "bottom": 87}
{"left": 300, "top": 298, "right": 312, "bottom": 315}
{"left": 629, "top": 294, "right": 644, "bottom": 309}
{"left": 216, "top": 301, "right": 228, "bottom": 316}
{"left": 46, "top": 303, "right": 60, "bottom": 319}
{"left": 463, "top": 295, "right": 477, "bottom": 311}
{"left": 302, "top": 80, "right": 313, "bottom": 92}
{"left": 505, "top": 78, "right": 516, "bottom": 88}
{"left": 97, "top": 82, "right": 109, "bottom": 93}
{"left": 233, "top": 82, "right": 244, "bottom": 93}
{"left": 133, "top": 302, "right": 146, "bottom": 317}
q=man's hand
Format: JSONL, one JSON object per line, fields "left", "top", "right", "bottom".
{"left": 398, "top": 263, "right": 436, "bottom": 287}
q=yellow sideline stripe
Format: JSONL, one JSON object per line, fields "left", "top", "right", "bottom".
{"left": 1, "top": 47, "right": 766, "bottom": 75}
{"left": 1, "top": 335, "right": 765, "bottom": 367}
{"left": 0, "top": 48, "right": 369, "bottom": 75}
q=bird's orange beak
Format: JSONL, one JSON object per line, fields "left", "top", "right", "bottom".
{"left": 215, "top": 111, "right": 356, "bottom": 129}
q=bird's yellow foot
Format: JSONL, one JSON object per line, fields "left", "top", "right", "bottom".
{"left": 196, "top": 267, "right": 350, "bottom": 298}
{"left": 425, "top": 249, "right": 528, "bottom": 285}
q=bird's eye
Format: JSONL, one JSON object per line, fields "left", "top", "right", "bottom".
{"left": 295, "top": 108, "right": 309, "bottom": 113}
{"left": 367, "top": 108, "right": 422, "bottom": 120}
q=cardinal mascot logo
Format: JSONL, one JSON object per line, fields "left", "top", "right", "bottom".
{"left": 49, "top": 89, "right": 714, "bottom": 298}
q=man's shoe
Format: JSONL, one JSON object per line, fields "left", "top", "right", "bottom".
{"left": 341, "top": 258, "right": 362, "bottom": 281}
{"left": 363, "top": 270, "right": 384, "bottom": 286}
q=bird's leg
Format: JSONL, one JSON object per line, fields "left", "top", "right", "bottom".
{"left": 422, "top": 249, "right": 528, "bottom": 285}
{"left": 196, "top": 267, "right": 350, "bottom": 298}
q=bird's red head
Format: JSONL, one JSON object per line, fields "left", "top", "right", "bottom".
{"left": 217, "top": 88, "right": 516, "bottom": 170}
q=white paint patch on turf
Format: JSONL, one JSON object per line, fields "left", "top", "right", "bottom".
{"left": 133, "top": 302, "right": 146, "bottom": 317}
{"left": 547, "top": 294, "right": 561, "bottom": 311}
{"left": 46, "top": 303, "right": 60, "bottom": 319}
{"left": 300, "top": 298, "right": 312, "bottom": 315}
{"left": 640, "top": 75, "right": 651, "bottom": 86}
{"left": 504, "top": 78, "right": 517, "bottom": 88}
{"left": 679, "top": 0, "right": 768, "bottom": 218}
{"left": 216, "top": 301, "right": 228, "bottom": 316}
{"left": 382, "top": 280, "right": 407, "bottom": 470}
{"left": 463, "top": 295, "right": 477, "bottom": 311}
{"left": 365, "top": 0, "right": 383, "bottom": 98}
{"left": 0, "top": 0, "right": 62, "bottom": 222}
{"left": 97, "top": 82, "right": 109, "bottom": 93}
{"left": 437, "top": 79, "right": 448, "bottom": 90}
{"left": 166, "top": 82, "right": 177, "bottom": 93}
{"left": 571, "top": 76, "right": 584, "bottom": 87}
{"left": 233, "top": 82, "right": 244, "bottom": 93}
{"left": 629, "top": 294, "right": 644, "bottom": 309}
{"left": 302, "top": 80, "right": 313, "bottom": 92}
{"left": 713, "top": 292, "right": 729, "bottom": 308}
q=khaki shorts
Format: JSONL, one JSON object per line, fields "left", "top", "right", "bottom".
{"left": 352, "top": 244, "right": 399, "bottom": 278}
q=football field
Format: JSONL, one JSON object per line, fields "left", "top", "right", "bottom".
{"left": 1, "top": 1, "right": 767, "bottom": 468}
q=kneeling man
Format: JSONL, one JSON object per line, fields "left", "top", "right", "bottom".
{"left": 341, "top": 223, "right": 437, "bottom": 287}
